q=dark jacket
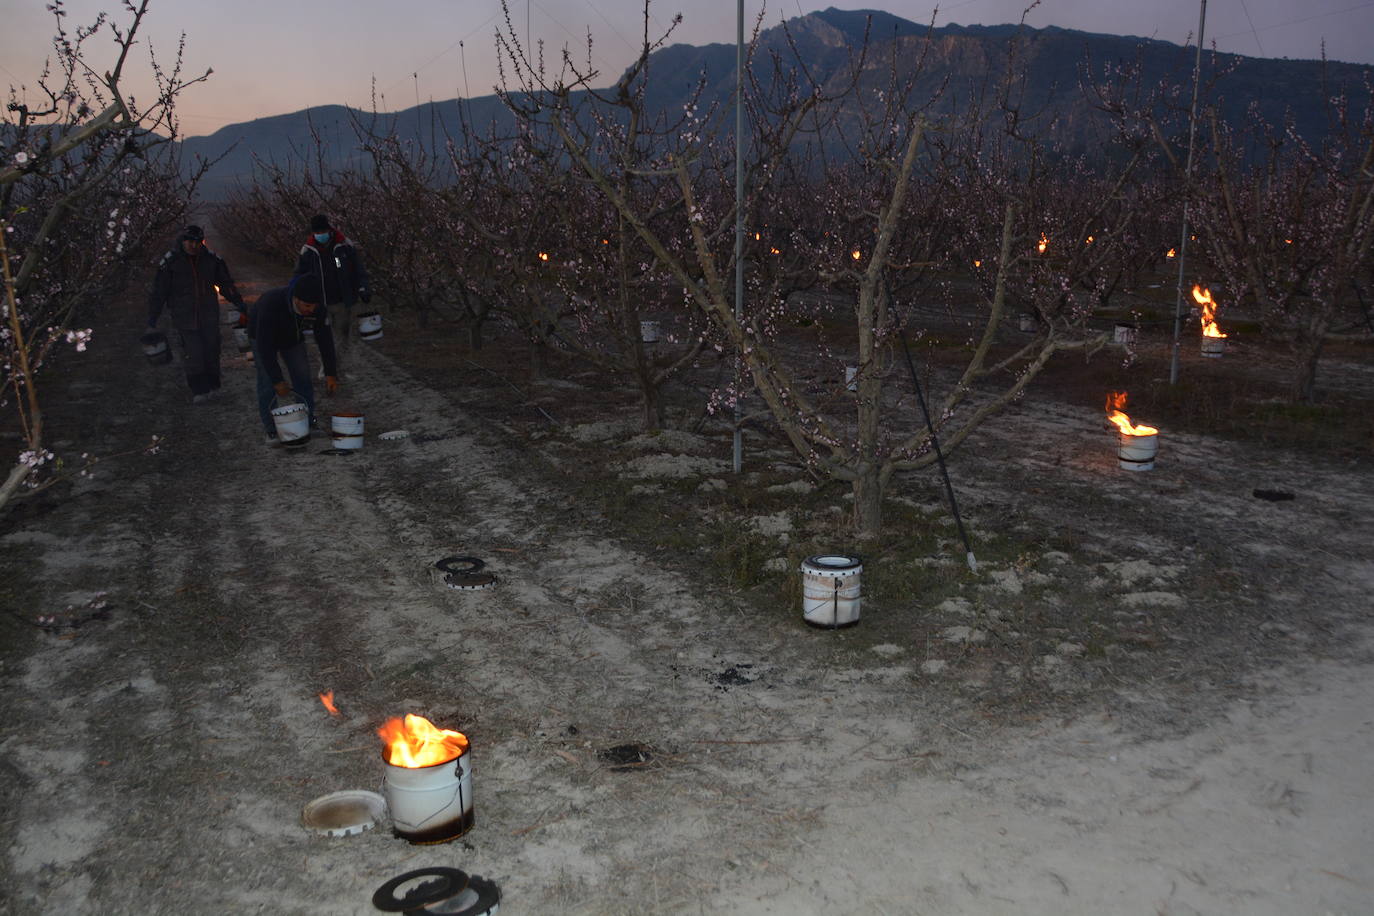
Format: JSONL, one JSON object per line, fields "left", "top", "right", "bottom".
{"left": 147, "top": 245, "right": 245, "bottom": 330}
{"left": 292, "top": 230, "right": 369, "bottom": 308}
{"left": 249, "top": 283, "right": 338, "bottom": 384}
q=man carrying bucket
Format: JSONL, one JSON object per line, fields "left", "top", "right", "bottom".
{"left": 249, "top": 273, "right": 340, "bottom": 446}
{"left": 146, "top": 225, "right": 247, "bottom": 404}
{"left": 293, "top": 214, "right": 370, "bottom": 359}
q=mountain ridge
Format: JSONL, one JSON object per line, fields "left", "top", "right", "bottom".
{"left": 181, "top": 10, "right": 1373, "bottom": 199}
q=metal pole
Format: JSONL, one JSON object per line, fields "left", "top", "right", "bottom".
{"left": 732, "top": 0, "right": 745, "bottom": 473}
{"left": 1169, "top": 0, "right": 1207, "bottom": 384}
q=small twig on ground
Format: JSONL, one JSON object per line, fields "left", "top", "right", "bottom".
{"left": 938, "top": 720, "right": 977, "bottom": 740}
{"left": 511, "top": 810, "right": 570, "bottom": 836}
{"left": 697, "top": 736, "right": 810, "bottom": 745}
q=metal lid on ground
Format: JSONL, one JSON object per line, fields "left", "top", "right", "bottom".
{"left": 300, "top": 789, "right": 388, "bottom": 837}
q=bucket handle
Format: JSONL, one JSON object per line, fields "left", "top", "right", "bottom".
{"left": 271, "top": 389, "right": 306, "bottom": 409}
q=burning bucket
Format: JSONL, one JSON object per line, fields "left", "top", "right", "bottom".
{"left": 801, "top": 554, "right": 863, "bottom": 628}
{"left": 140, "top": 331, "right": 172, "bottom": 366}
{"left": 1105, "top": 391, "right": 1157, "bottom": 471}
{"left": 379, "top": 715, "right": 474, "bottom": 844}
{"left": 358, "top": 312, "right": 383, "bottom": 341}
{"left": 1118, "top": 431, "right": 1158, "bottom": 471}
{"left": 1200, "top": 337, "right": 1225, "bottom": 358}
{"left": 270, "top": 400, "right": 310, "bottom": 446}
{"left": 331, "top": 413, "right": 364, "bottom": 450}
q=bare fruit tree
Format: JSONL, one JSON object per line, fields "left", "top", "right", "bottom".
{"left": 1190, "top": 82, "right": 1374, "bottom": 403}
{"left": 1, "top": 0, "right": 208, "bottom": 513}
{"left": 495, "top": 7, "right": 1168, "bottom": 533}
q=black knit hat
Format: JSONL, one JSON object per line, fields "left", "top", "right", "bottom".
{"left": 309, "top": 214, "right": 331, "bottom": 233}
{"left": 182, "top": 225, "right": 205, "bottom": 241}
{"left": 292, "top": 273, "right": 324, "bottom": 305}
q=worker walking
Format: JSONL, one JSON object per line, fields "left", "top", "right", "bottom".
{"left": 293, "top": 214, "right": 370, "bottom": 360}
{"left": 146, "top": 225, "right": 246, "bottom": 403}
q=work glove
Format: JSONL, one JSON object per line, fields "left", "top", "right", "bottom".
{"left": 358, "top": 287, "right": 372, "bottom": 304}
{"left": 324, "top": 375, "right": 339, "bottom": 395}
{"left": 273, "top": 381, "right": 291, "bottom": 398}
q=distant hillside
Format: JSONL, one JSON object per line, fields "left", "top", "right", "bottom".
{"left": 183, "top": 8, "right": 1373, "bottom": 199}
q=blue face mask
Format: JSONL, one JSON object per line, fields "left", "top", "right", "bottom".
{"left": 314, "top": 232, "right": 331, "bottom": 244}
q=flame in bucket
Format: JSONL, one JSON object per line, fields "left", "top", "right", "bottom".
{"left": 1192, "top": 285, "right": 1227, "bottom": 339}
{"left": 1105, "top": 391, "right": 1157, "bottom": 436}
{"left": 1037, "top": 233, "right": 1049, "bottom": 254}
{"left": 378, "top": 714, "right": 469, "bottom": 768}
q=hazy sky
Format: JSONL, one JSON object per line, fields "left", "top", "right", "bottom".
{"left": 3, "top": 0, "right": 1372, "bottom": 137}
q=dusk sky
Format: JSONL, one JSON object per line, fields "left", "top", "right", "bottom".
{"left": 3, "top": 0, "right": 1372, "bottom": 137}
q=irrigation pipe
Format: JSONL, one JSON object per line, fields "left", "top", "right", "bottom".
{"left": 463, "top": 359, "right": 557, "bottom": 424}
{"left": 886, "top": 274, "right": 978, "bottom": 574}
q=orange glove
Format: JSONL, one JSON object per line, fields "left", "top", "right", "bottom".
{"left": 273, "top": 381, "right": 290, "bottom": 397}
{"left": 325, "top": 375, "right": 339, "bottom": 395}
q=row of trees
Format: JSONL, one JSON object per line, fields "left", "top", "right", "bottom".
{"left": 1, "top": 1, "right": 208, "bottom": 514}
{"left": 219, "top": 6, "right": 1372, "bottom": 532}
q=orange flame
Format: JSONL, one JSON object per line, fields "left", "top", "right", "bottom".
{"left": 318, "top": 690, "right": 340, "bottom": 717}
{"left": 1105, "top": 391, "right": 1157, "bottom": 436}
{"left": 770, "top": 247, "right": 780, "bottom": 255}
{"left": 1166, "top": 248, "right": 1176, "bottom": 258}
{"left": 1037, "top": 233, "right": 1048, "bottom": 254}
{"left": 537, "top": 251, "right": 549, "bottom": 262}
{"left": 1085, "top": 235, "right": 1094, "bottom": 245}
{"left": 973, "top": 259, "right": 982, "bottom": 268}
{"left": 378, "top": 714, "right": 469, "bottom": 768}
{"left": 851, "top": 249, "right": 862, "bottom": 261}
{"left": 1191, "top": 285, "right": 1227, "bottom": 339}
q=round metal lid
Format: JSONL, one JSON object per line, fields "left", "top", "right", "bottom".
{"left": 445, "top": 572, "right": 498, "bottom": 591}
{"left": 379, "top": 429, "right": 410, "bottom": 441}
{"left": 301, "top": 789, "right": 387, "bottom": 837}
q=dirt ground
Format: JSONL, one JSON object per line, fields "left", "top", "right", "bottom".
{"left": 2, "top": 246, "right": 1373, "bottom": 916}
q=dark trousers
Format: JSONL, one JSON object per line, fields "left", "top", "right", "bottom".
{"left": 178, "top": 325, "right": 222, "bottom": 395}
{"left": 255, "top": 342, "right": 315, "bottom": 434}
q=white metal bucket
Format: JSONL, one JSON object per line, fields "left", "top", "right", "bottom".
{"left": 270, "top": 401, "right": 309, "bottom": 444}
{"left": 381, "top": 750, "right": 474, "bottom": 844}
{"left": 331, "top": 413, "right": 364, "bottom": 450}
{"left": 1018, "top": 313, "right": 1037, "bottom": 332}
{"left": 1114, "top": 323, "right": 1137, "bottom": 347}
{"left": 801, "top": 554, "right": 863, "bottom": 628}
{"left": 640, "top": 320, "right": 660, "bottom": 343}
{"left": 141, "top": 333, "right": 172, "bottom": 366}
{"left": 358, "top": 312, "right": 383, "bottom": 341}
{"left": 1118, "top": 431, "right": 1157, "bottom": 471}
{"left": 1200, "top": 337, "right": 1225, "bottom": 358}
{"left": 233, "top": 327, "right": 251, "bottom": 352}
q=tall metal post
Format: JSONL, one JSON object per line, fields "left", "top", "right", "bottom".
{"left": 1169, "top": 0, "right": 1207, "bottom": 384}
{"left": 732, "top": 0, "right": 745, "bottom": 472}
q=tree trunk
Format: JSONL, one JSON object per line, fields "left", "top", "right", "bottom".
{"left": 640, "top": 381, "right": 664, "bottom": 432}
{"left": 528, "top": 336, "right": 547, "bottom": 379}
{"left": 1290, "top": 308, "right": 1332, "bottom": 403}
{"left": 851, "top": 465, "right": 883, "bottom": 535}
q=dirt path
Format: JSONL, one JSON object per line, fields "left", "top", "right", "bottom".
{"left": 2, "top": 265, "right": 1372, "bottom": 915}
